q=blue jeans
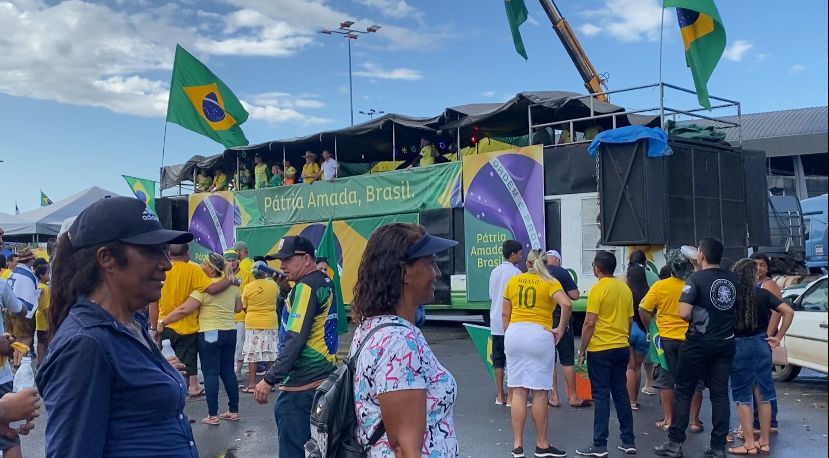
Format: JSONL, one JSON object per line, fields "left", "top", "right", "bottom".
{"left": 587, "top": 347, "right": 635, "bottom": 448}
{"left": 198, "top": 330, "right": 239, "bottom": 416}
{"left": 275, "top": 388, "right": 316, "bottom": 458}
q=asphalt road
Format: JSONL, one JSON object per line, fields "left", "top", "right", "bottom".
{"left": 19, "top": 317, "right": 829, "bottom": 457}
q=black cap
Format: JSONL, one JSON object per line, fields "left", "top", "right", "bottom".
{"left": 265, "top": 236, "right": 315, "bottom": 261}
{"left": 405, "top": 233, "right": 458, "bottom": 260}
{"left": 68, "top": 196, "right": 194, "bottom": 249}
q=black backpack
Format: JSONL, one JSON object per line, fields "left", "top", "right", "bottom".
{"left": 305, "top": 322, "right": 405, "bottom": 458}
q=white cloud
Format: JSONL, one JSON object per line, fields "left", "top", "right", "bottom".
{"left": 789, "top": 64, "right": 807, "bottom": 75}
{"left": 526, "top": 14, "right": 540, "bottom": 26}
{"left": 353, "top": 62, "right": 422, "bottom": 80}
{"left": 723, "top": 40, "right": 753, "bottom": 62}
{"left": 481, "top": 90, "right": 496, "bottom": 98}
{"left": 579, "top": 23, "right": 602, "bottom": 37}
{"left": 354, "top": 0, "right": 420, "bottom": 20}
{"left": 241, "top": 100, "right": 330, "bottom": 126}
{"left": 756, "top": 52, "right": 770, "bottom": 63}
{"left": 578, "top": 0, "right": 663, "bottom": 42}
{"left": 248, "top": 92, "right": 326, "bottom": 109}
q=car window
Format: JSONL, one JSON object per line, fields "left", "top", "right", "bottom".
{"left": 800, "top": 279, "right": 828, "bottom": 312}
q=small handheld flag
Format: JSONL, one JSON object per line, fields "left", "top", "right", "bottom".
{"left": 40, "top": 190, "right": 53, "bottom": 207}
{"left": 122, "top": 175, "right": 156, "bottom": 213}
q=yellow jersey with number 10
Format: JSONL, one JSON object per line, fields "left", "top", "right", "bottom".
{"left": 504, "top": 272, "right": 563, "bottom": 331}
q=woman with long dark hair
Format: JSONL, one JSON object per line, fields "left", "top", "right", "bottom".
{"left": 35, "top": 197, "right": 199, "bottom": 458}
{"left": 625, "top": 250, "right": 654, "bottom": 410}
{"left": 728, "top": 259, "right": 794, "bottom": 455}
{"left": 349, "top": 223, "right": 459, "bottom": 457}
{"left": 158, "top": 252, "right": 242, "bottom": 425}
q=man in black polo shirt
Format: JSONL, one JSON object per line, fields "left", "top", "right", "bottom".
{"left": 655, "top": 238, "right": 737, "bottom": 458}
{"left": 543, "top": 250, "right": 586, "bottom": 408}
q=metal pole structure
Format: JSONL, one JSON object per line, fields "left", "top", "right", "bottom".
{"left": 334, "top": 135, "right": 338, "bottom": 161}
{"left": 347, "top": 37, "right": 354, "bottom": 126}
{"left": 658, "top": 7, "right": 666, "bottom": 129}
{"left": 392, "top": 123, "right": 396, "bottom": 162}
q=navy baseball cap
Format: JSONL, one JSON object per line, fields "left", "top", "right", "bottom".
{"left": 265, "top": 236, "right": 316, "bottom": 261}
{"left": 405, "top": 233, "right": 458, "bottom": 261}
{"left": 68, "top": 196, "right": 193, "bottom": 249}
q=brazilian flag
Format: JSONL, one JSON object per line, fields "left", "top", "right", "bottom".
{"left": 464, "top": 323, "right": 496, "bottom": 380}
{"left": 318, "top": 219, "right": 348, "bottom": 335}
{"left": 166, "top": 45, "right": 249, "bottom": 148}
{"left": 664, "top": 0, "right": 726, "bottom": 109}
{"left": 40, "top": 190, "right": 53, "bottom": 207}
{"left": 503, "top": 0, "right": 529, "bottom": 60}
{"left": 648, "top": 320, "right": 669, "bottom": 370}
{"left": 123, "top": 175, "right": 156, "bottom": 213}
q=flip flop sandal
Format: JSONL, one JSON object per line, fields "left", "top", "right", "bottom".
{"left": 655, "top": 419, "right": 671, "bottom": 431}
{"left": 548, "top": 397, "right": 561, "bottom": 407}
{"left": 189, "top": 389, "right": 205, "bottom": 398}
{"left": 201, "top": 416, "right": 221, "bottom": 426}
{"left": 689, "top": 423, "right": 704, "bottom": 433}
{"left": 240, "top": 386, "right": 256, "bottom": 393}
{"left": 569, "top": 399, "right": 588, "bottom": 408}
{"left": 219, "top": 412, "right": 240, "bottom": 421}
{"left": 757, "top": 443, "right": 770, "bottom": 454}
{"left": 641, "top": 386, "right": 657, "bottom": 396}
{"left": 727, "top": 445, "right": 757, "bottom": 455}
{"left": 630, "top": 403, "right": 640, "bottom": 411}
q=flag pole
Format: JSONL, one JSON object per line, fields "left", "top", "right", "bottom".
{"left": 160, "top": 121, "right": 168, "bottom": 199}
{"left": 659, "top": 7, "right": 666, "bottom": 129}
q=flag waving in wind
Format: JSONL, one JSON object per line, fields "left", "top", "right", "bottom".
{"left": 123, "top": 175, "right": 156, "bottom": 213}
{"left": 40, "top": 191, "right": 52, "bottom": 207}
{"left": 504, "top": 0, "right": 529, "bottom": 60}
{"left": 166, "top": 45, "right": 249, "bottom": 148}
{"left": 318, "top": 219, "right": 348, "bottom": 335}
{"left": 664, "top": 0, "right": 726, "bottom": 109}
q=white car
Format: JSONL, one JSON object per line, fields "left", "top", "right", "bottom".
{"left": 773, "top": 275, "right": 829, "bottom": 381}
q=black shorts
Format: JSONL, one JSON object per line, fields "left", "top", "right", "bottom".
{"left": 491, "top": 335, "right": 506, "bottom": 369}
{"left": 654, "top": 338, "right": 705, "bottom": 391}
{"left": 161, "top": 328, "right": 198, "bottom": 376}
{"left": 0, "top": 381, "right": 20, "bottom": 451}
{"left": 555, "top": 326, "right": 575, "bottom": 366}
{"left": 36, "top": 330, "right": 48, "bottom": 345}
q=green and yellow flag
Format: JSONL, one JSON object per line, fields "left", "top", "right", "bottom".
{"left": 664, "top": 0, "right": 726, "bottom": 109}
{"left": 123, "top": 175, "right": 156, "bottom": 213}
{"left": 166, "top": 45, "right": 249, "bottom": 148}
{"left": 648, "top": 320, "right": 669, "bottom": 370}
{"left": 40, "top": 190, "right": 52, "bottom": 207}
{"left": 504, "top": 0, "right": 529, "bottom": 60}
{"left": 318, "top": 219, "right": 348, "bottom": 335}
{"left": 464, "top": 323, "right": 496, "bottom": 380}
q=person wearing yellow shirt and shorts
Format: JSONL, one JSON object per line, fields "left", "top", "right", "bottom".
{"left": 301, "top": 151, "right": 320, "bottom": 184}
{"left": 35, "top": 263, "right": 50, "bottom": 366}
{"left": 576, "top": 251, "right": 636, "bottom": 457}
{"left": 241, "top": 261, "right": 279, "bottom": 392}
{"left": 225, "top": 247, "right": 253, "bottom": 376}
{"left": 502, "top": 249, "right": 573, "bottom": 458}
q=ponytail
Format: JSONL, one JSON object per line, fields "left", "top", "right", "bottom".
{"left": 526, "top": 249, "right": 555, "bottom": 282}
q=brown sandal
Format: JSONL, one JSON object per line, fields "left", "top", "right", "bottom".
{"left": 219, "top": 411, "right": 240, "bottom": 421}
{"left": 655, "top": 419, "right": 671, "bottom": 431}
{"left": 201, "top": 416, "right": 220, "bottom": 426}
{"left": 757, "top": 442, "right": 770, "bottom": 454}
{"left": 240, "top": 386, "right": 256, "bottom": 393}
{"left": 728, "top": 444, "right": 757, "bottom": 455}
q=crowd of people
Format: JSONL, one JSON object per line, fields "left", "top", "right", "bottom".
{"left": 488, "top": 238, "right": 795, "bottom": 458}
{"left": 0, "top": 194, "right": 805, "bottom": 458}
{"left": 194, "top": 150, "right": 339, "bottom": 193}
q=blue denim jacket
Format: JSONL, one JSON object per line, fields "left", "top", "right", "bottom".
{"left": 35, "top": 298, "right": 198, "bottom": 458}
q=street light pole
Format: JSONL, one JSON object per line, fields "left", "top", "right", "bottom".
{"left": 320, "top": 21, "right": 381, "bottom": 126}
{"left": 359, "top": 108, "right": 385, "bottom": 119}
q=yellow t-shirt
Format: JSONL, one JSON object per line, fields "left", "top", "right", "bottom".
{"left": 36, "top": 282, "right": 50, "bottom": 331}
{"left": 254, "top": 163, "right": 269, "bottom": 188}
{"left": 191, "top": 279, "right": 239, "bottom": 332}
{"left": 639, "top": 277, "right": 687, "bottom": 341}
{"left": 0, "top": 269, "right": 11, "bottom": 280}
{"left": 503, "top": 272, "right": 563, "bottom": 331}
{"left": 419, "top": 144, "right": 438, "bottom": 166}
{"left": 234, "top": 266, "right": 254, "bottom": 322}
{"left": 242, "top": 278, "right": 279, "bottom": 330}
{"left": 302, "top": 162, "right": 320, "bottom": 184}
{"left": 158, "top": 261, "right": 214, "bottom": 335}
{"left": 212, "top": 172, "right": 228, "bottom": 191}
{"left": 195, "top": 174, "right": 212, "bottom": 192}
{"left": 586, "top": 276, "right": 634, "bottom": 352}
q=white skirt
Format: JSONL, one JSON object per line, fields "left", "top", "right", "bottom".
{"left": 242, "top": 329, "right": 278, "bottom": 363}
{"left": 504, "top": 322, "right": 557, "bottom": 390}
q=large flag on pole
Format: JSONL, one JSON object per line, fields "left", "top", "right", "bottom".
{"left": 40, "top": 191, "right": 52, "bottom": 207}
{"left": 663, "top": 0, "right": 726, "bottom": 109}
{"left": 123, "top": 175, "right": 156, "bottom": 213}
{"left": 166, "top": 45, "right": 249, "bottom": 148}
{"left": 504, "top": 0, "right": 529, "bottom": 60}
{"left": 463, "top": 323, "right": 496, "bottom": 380}
{"left": 318, "top": 219, "right": 348, "bottom": 335}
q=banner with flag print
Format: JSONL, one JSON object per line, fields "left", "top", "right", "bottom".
{"left": 318, "top": 219, "right": 348, "bottom": 335}
{"left": 123, "top": 175, "right": 156, "bottom": 213}
{"left": 648, "top": 320, "right": 670, "bottom": 370}
{"left": 40, "top": 190, "right": 52, "bottom": 207}
{"left": 663, "top": 0, "right": 726, "bottom": 109}
{"left": 463, "top": 323, "right": 496, "bottom": 380}
{"left": 166, "top": 44, "right": 249, "bottom": 148}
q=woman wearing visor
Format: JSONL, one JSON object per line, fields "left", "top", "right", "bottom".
{"left": 350, "top": 223, "right": 459, "bottom": 457}
{"left": 36, "top": 197, "right": 199, "bottom": 458}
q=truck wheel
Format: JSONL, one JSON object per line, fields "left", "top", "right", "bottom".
{"left": 772, "top": 363, "right": 801, "bottom": 382}
{"left": 481, "top": 312, "right": 491, "bottom": 327}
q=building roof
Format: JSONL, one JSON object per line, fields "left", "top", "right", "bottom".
{"left": 692, "top": 106, "right": 828, "bottom": 157}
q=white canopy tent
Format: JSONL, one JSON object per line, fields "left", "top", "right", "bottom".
{"left": 0, "top": 186, "right": 120, "bottom": 241}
